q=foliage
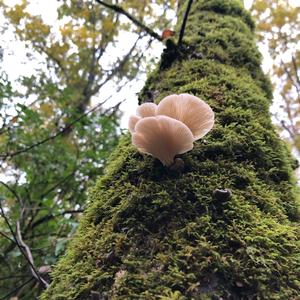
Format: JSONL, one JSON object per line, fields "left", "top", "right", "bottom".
{"left": 251, "top": 0, "right": 300, "bottom": 153}
{"left": 42, "top": 0, "right": 299, "bottom": 299}
{"left": 0, "top": 0, "right": 175, "bottom": 298}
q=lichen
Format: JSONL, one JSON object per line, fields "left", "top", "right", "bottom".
{"left": 41, "top": 0, "right": 300, "bottom": 299}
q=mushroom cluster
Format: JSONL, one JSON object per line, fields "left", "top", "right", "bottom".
{"left": 128, "top": 94, "right": 214, "bottom": 166}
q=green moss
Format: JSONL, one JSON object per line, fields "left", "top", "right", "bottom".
{"left": 42, "top": 0, "right": 299, "bottom": 299}
{"left": 192, "top": 0, "right": 255, "bottom": 31}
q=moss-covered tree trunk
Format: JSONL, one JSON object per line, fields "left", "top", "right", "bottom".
{"left": 42, "top": 0, "right": 299, "bottom": 299}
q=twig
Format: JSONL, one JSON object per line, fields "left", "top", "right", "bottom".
{"left": 16, "top": 221, "right": 49, "bottom": 288}
{"left": 0, "top": 201, "right": 47, "bottom": 288}
{"left": 291, "top": 55, "right": 300, "bottom": 86}
{"left": 0, "top": 230, "right": 18, "bottom": 244}
{"left": 0, "top": 181, "right": 22, "bottom": 207}
{"left": 0, "top": 96, "right": 114, "bottom": 160}
{"left": 281, "top": 60, "right": 300, "bottom": 103}
{"left": 0, "top": 277, "right": 34, "bottom": 300}
{"left": 0, "top": 274, "right": 31, "bottom": 281}
{"left": 31, "top": 209, "right": 84, "bottom": 230}
{"left": 39, "top": 170, "right": 76, "bottom": 200}
{"left": 280, "top": 120, "right": 295, "bottom": 139}
{"left": 273, "top": 110, "right": 296, "bottom": 140}
{"left": 94, "top": 0, "right": 162, "bottom": 41}
{"left": 92, "top": 34, "right": 143, "bottom": 94}
{"left": 178, "top": 0, "right": 193, "bottom": 45}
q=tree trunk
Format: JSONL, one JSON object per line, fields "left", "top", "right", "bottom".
{"left": 42, "top": 0, "right": 299, "bottom": 299}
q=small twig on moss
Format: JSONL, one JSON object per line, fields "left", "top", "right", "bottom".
{"left": 178, "top": 0, "right": 193, "bottom": 45}
{"left": 94, "top": 0, "right": 162, "bottom": 41}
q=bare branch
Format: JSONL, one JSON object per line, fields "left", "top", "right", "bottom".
{"left": 178, "top": 0, "right": 193, "bottom": 45}
{"left": 16, "top": 221, "right": 49, "bottom": 288}
{"left": 0, "top": 201, "right": 47, "bottom": 287}
{"left": 280, "top": 120, "right": 295, "bottom": 139}
{"left": 92, "top": 34, "right": 143, "bottom": 94}
{"left": 291, "top": 55, "right": 300, "bottom": 86}
{"left": 94, "top": 0, "right": 162, "bottom": 41}
{"left": 281, "top": 60, "right": 300, "bottom": 103}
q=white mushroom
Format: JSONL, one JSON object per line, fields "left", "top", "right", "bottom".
{"left": 128, "top": 102, "right": 157, "bottom": 133}
{"left": 156, "top": 93, "right": 214, "bottom": 140}
{"left": 128, "top": 115, "right": 141, "bottom": 133}
{"left": 132, "top": 116, "right": 194, "bottom": 166}
{"left": 136, "top": 102, "right": 157, "bottom": 118}
{"left": 128, "top": 94, "right": 214, "bottom": 166}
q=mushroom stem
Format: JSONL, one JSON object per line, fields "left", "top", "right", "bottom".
{"left": 169, "top": 157, "right": 185, "bottom": 172}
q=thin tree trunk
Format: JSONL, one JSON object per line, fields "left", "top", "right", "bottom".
{"left": 42, "top": 0, "right": 299, "bottom": 299}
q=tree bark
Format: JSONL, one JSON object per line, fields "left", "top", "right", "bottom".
{"left": 41, "top": 0, "right": 300, "bottom": 299}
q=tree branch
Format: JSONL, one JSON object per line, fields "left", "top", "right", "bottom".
{"left": 291, "top": 55, "right": 300, "bottom": 86}
{"left": 0, "top": 201, "right": 47, "bottom": 288}
{"left": 40, "top": 170, "right": 77, "bottom": 200}
{"left": 0, "top": 274, "right": 31, "bottom": 281}
{"left": 92, "top": 34, "right": 143, "bottom": 95}
{"left": 16, "top": 221, "right": 49, "bottom": 288}
{"left": 94, "top": 0, "right": 162, "bottom": 41}
{"left": 280, "top": 120, "right": 295, "bottom": 139}
{"left": 0, "top": 230, "right": 17, "bottom": 244}
{"left": 0, "top": 96, "right": 114, "bottom": 160}
{"left": 178, "top": 0, "right": 193, "bottom": 45}
{"left": 281, "top": 60, "right": 300, "bottom": 103}
{"left": 30, "top": 209, "right": 84, "bottom": 230}
{"left": 0, "top": 181, "right": 22, "bottom": 207}
{"left": 0, "top": 277, "right": 34, "bottom": 300}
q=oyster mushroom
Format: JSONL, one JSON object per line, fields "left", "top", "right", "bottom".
{"left": 128, "top": 115, "right": 141, "bottom": 133}
{"left": 156, "top": 93, "right": 214, "bottom": 140}
{"left": 132, "top": 115, "right": 194, "bottom": 166}
{"left": 128, "top": 93, "right": 214, "bottom": 166}
{"left": 128, "top": 102, "right": 157, "bottom": 133}
{"left": 136, "top": 102, "right": 157, "bottom": 118}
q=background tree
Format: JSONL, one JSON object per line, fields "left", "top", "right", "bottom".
{"left": 0, "top": 0, "right": 175, "bottom": 298}
{"left": 251, "top": 0, "right": 300, "bottom": 153}
{"left": 42, "top": 0, "right": 300, "bottom": 299}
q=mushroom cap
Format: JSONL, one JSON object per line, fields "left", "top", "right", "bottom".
{"left": 128, "top": 103, "right": 157, "bottom": 133}
{"left": 136, "top": 102, "right": 157, "bottom": 118}
{"left": 132, "top": 115, "right": 194, "bottom": 166}
{"left": 156, "top": 93, "right": 214, "bottom": 140}
{"left": 128, "top": 115, "right": 141, "bottom": 133}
